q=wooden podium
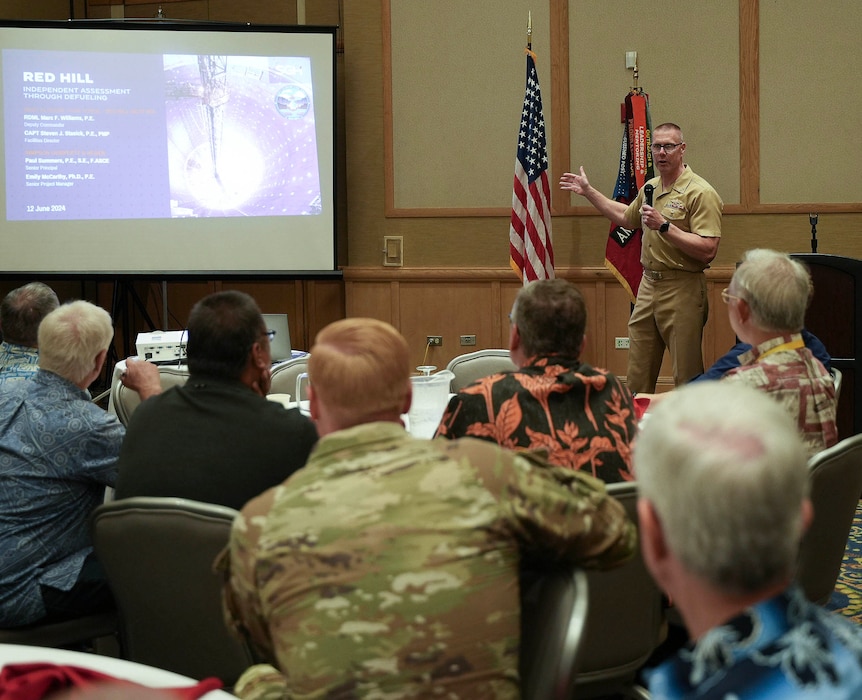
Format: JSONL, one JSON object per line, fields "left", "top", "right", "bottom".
{"left": 792, "top": 254, "right": 862, "bottom": 439}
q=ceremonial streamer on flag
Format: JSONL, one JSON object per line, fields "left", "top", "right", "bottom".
{"left": 509, "top": 49, "right": 554, "bottom": 283}
{"left": 604, "top": 91, "right": 653, "bottom": 303}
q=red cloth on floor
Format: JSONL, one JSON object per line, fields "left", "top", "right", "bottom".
{"left": 0, "top": 663, "right": 222, "bottom": 700}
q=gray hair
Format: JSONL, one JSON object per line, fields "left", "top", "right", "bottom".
{"left": 635, "top": 381, "right": 809, "bottom": 594}
{"left": 730, "top": 249, "right": 811, "bottom": 333}
{"left": 38, "top": 301, "right": 114, "bottom": 385}
{"left": 0, "top": 282, "right": 59, "bottom": 347}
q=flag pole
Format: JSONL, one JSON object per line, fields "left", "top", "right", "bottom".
{"left": 509, "top": 12, "right": 555, "bottom": 282}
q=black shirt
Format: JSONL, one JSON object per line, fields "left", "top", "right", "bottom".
{"left": 114, "top": 374, "right": 318, "bottom": 510}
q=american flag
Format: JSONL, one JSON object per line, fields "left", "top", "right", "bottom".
{"left": 509, "top": 50, "right": 554, "bottom": 283}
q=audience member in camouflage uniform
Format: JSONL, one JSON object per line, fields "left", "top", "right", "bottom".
{"left": 222, "top": 317, "right": 635, "bottom": 699}
{"left": 436, "top": 279, "right": 637, "bottom": 482}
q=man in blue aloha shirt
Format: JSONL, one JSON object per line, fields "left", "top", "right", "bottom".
{"left": 635, "top": 381, "right": 862, "bottom": 699}
{"left": 0, "top": 282, "right": 58, "bottom": 389}
{"left": 0, "top": 301, "right": 160, "bottom": 627}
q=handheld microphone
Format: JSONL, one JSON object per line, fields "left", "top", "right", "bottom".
{"left": 644, "top": 184, "right": 654, "bottom": 207}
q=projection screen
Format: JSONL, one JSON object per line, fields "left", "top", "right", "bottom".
{"left": 0, "top": 19, "right": 337, "bottom": 276}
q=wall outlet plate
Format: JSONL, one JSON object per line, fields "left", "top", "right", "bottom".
{"left": 615, "top": 337, "right": 630, "bottom": 349}
{"left": 426, "top": 335, "right": 442, "bottom": 346}
{"left": 460, "top": 335, "right": 476, "bottom": 346}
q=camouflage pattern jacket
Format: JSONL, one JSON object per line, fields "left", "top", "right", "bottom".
{"left": 435, "top": 355, "right": 637, "bottom": 482}
{"left": 223, "top": 421, "right": 635, "bottom": 699}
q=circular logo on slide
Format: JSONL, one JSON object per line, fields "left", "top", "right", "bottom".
{"left": 275, "top": 85, "right": 311, "bottom": 119}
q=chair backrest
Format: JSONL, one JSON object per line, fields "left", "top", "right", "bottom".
{"left": 832, "top": 367, "right": 843, "bottom": 404}
{"left": 520, "top": 567, "right": 589, "bottom": 700}
{"left": 446, "top": 349, "right": 516, "bottom": 392}
{"left": 110, "top": 365, "right": 189, "bottom": 426}
{"left": 575, "top": 481, "right": 665, "bottom": 698}
{"left": 91, "top": 497, "right": 253, "bottom": 683}
{"left": 797, "top": 433, "right": 862, "bottom": 604}
{"left": 0, "top": 611, "right": 117, "bottom": 648}
{"left": 269, "top": 355, "right": 309, "bottom": 401}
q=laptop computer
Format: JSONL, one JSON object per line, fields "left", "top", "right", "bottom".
{"left": 261, "top": 313, "right": 292, "bottom": 362}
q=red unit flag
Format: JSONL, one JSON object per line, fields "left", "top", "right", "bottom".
{"left": 604, "top": 91, "right": 653, "bottom": 303}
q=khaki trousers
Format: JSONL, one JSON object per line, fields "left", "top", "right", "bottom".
{"left": 626, "top": 270, "right": 708, "bottom": 392}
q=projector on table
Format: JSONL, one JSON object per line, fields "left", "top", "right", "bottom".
{"left": 135, "top": 330, "right": 188, "bottom": 364}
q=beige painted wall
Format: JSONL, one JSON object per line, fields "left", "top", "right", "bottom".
{"left": 346, "top": 0, "right": 862, "bottom": 271}
{"left": 4, "top": 0, "right": 860, "bottom": 273}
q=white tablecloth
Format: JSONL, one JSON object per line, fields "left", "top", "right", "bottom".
{"left": 0, "top": 644, "right": 235, "bottom": 697}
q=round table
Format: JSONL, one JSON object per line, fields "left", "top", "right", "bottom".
{"left": 0, "top": 644, "right": 235, "bottom": 698}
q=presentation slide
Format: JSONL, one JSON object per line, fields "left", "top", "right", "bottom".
{"left": 4, "top": 50, "right": 320, "bottom": 221}
{"left": 0, "top": 21, "right": 336, "bottom": 276}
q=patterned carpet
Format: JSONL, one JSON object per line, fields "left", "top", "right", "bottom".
{"left": 825, "top": 500, "right": 862, "bottom": 624}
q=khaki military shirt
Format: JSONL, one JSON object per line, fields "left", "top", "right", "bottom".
{"left": 624, "top": 165, "right": 723, "bottom": 273}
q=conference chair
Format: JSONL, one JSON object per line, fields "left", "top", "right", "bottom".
{"left": 519, "top": 567, "right": 589, "bottom": 700}
{"left": 796, "top": 433, "right": 862, "bottom": 605}
{"left": 110, "top": 365, "right": 189, "bottom": 426}
{"left": 0, "top": 611, "right": 117, "bottom": 649}
{"left": 574, "top": 481, "right": 663, "bottom": 699}
{"left": 268, "top": 355, "right": 309, "bottom": 401}
{"left": 446, "top": 349, "right": 516, "bottom": 393}
{"left": 91, "top": 497, "right": 254, "bottom": 684}
{"left": 831, "top": 367, "right": 843, "bottom": 404}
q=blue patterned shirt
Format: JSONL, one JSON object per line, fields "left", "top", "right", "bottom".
{"left": 0, "top": 370, "right": 124, "bottom": 626}
{"left": 0, "top": 341, "right": 40, "bottom": 389}
{"left": 647, "top": 585, "right": 862, "bottom": 699}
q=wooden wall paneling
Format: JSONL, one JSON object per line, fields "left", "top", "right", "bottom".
{"left": 217, "top": 279, "right": 302, "bottom": 345}
{"left": 342, "top": 267, "right": 738, "bottom": 388}
{"left": 500, "top": 282, "right": 521, "bottom": 348}
{"left": 206, "top": 0, "right": 298, "bottom": 23}
{"left": 345, "top": 279, "right": 398, "bottom": 326}
{"left": 158, "top": 281, "right": 215, "bottom": 330}
{"left": 576, "top": 280, "right": 599, "bottom": 367}
{"left": 588, "top": 279, "right": 607, "bottom": 369}
{"left": 115, "top": 2, "right": 209, "bottom": 19}
{"left": 93, "top": 280, "right": 157, "bottom": 360}
{"left": 89, "top": 277, "right": 342, "bottom": 368}
{"left": 705, "top": 274, "right": 737, "bottom": 365}
{"left": 301, "top": 280, "right": 346, "bottom": 352}
{"left": 491, "top": 281, "right": 506, "bottom": 349}
{"left": 0, "top": 1, "right": 70, "bottom": 19}
{"left": 0, "top": 279, "right": 87, "bottom": 306}
{"left": 219, "top": 280, "right": 299, "bottom": 317}
{"left": 600, "top": 283, "right": 635, "bottom": 379}
{"left": 398, "top": 282, "right": 498, "bottom": 372}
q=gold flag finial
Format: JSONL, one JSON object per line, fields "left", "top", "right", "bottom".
{"left": 527, "top": 11, "right": 532, "bottom": 50}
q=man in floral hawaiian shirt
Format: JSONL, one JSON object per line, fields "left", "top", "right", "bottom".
{"left": 435, "top": 279, "right": 637, "bottom": 483}
{"left": 636, "top": 381, "right": 862, "bottom": 699}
